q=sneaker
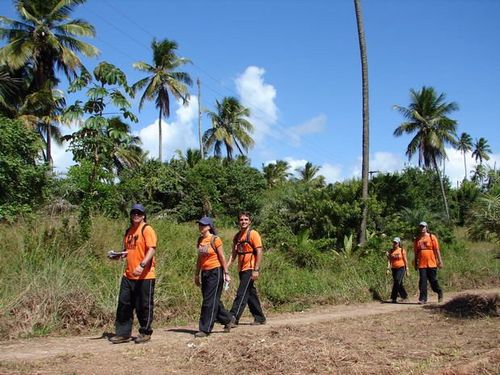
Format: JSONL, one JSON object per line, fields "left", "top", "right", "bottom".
{"left": 109, "top": 335, "right": 131, "bottom": 344}
{"left": 224, "top": 316, "right": 237, "bottom": 332}
{"left": 400, "top": 298, "right": 410, "bottom": 303}
{"left": 390, "top": 299, "right": 398, "bottom": 304}
{"left": 194, "top": 331, "right": 209, "bottom": 338}
{"left": 438, "top": 293, "right": 444, "bottom": 303}
{"left": 250, "top": 319, "right": 266, "bottom": 325}
{"left": 134, "top": 334, "right": 151, "bottom": 344}
{"left": 418, "top": 300, "right": 427, "bottom": 305}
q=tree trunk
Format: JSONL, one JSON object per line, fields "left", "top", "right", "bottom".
{"left": 463, "top": 151, "right": 468, "bottom": 181}
{"left": 354, "top": 0, "right": 370, "bottom": 245}
{"left": 46, "top": 124, "right": 52, "bottom": 166}
{"left": 433, "top": 155, "right": 450, "bottom": 221}
{"left": 158, "top": 107, "right": 163, "bottom": 162}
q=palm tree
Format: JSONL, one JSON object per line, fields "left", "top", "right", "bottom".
{"left": 262, "top": 160, "right": 290, "bottom": 188}
{"left": 456, "top": 132, "right": 473, "bottom": 181}
{"left": 203, "top": 97, "right": 255, "bottom": 159}
{"left": 472, "top": 137, "right": 491, "bottom": 165}
{"left": 0, "top": 0, "right": 99, "bottom": 165}
{"left": 394, "top": 86, "right": 458, "bottom": 221}
{"left": 132, "top": 38, "right": 193, "bottom": 162}
{"left": 107, "top": 117, "right": 144, "bottom": 175}
{"left": 296, "top": 161, "right": 321, "bottom": 183}
{"left": 354, "top": 0, "right": 370, "bottom": 245}
{"left": 174, "top": 148, "right": 202, "bottom": 168}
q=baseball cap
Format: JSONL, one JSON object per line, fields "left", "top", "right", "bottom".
{"left": 197, "top": 216, "right": 214, "bottom": 227}
{"left": 419, "top": 221, "right": 428, "bottom": 227}
{"left": 392, "top": 237, "right": 401, "bottom": 244}
{"left": 130, "top": 203, "right": 146, "bottom": 214}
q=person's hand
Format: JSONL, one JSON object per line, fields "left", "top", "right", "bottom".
{"left": 194, "top": 275, "right": 200, "bottom": 287}
{"left": 438, "top": 261, "right": 444, "bottom": 269}
{"left": 251, "top": 270, "right": 260, "bottom": 281}
{"left": 405, "top": 268, "right": 410, "bottom": 276}
{"left": 132, "top": 264, "right": 144, "bottom": 276}
{"left": 224, "top": 273, "right": 231, "bottom": 283}
{"left": 386, "top": 268, "right": 391, "bottom": 276}
{"left": 120, "top": 251, "right": 128, "bottom": 259}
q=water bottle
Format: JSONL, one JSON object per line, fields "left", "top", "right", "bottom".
{"left": 224, "top": 281, "right": 230, "bottom": 291}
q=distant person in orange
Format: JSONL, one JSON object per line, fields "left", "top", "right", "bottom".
{"left": 109, "top": 204, "right": 157, "bottom": 344}
{"left": 413, "top": 221, "right": 444, "bottom": 304}
{"left": 225, "top": 212, "right": 266, "bottom": 329}
{"left": 386, "top": 237, "right": 409, "bottom": 303}
{"left": 193, "top": 216, "right": 234, "bottom": 338}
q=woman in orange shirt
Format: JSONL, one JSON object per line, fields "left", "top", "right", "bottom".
{"left": 193, "top": 216, "right": 234, "bottom": 337}
{"left": 413, "top": 221, "right": 444, "bottom": 304}
{"left": 386, "top": 237, "right": 409, "bottom": 303}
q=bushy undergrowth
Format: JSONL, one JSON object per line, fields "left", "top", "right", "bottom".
{"left": 0, "top": 215, "right": 498, "bottom": 339}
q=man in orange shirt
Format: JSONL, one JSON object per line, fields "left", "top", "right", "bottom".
{"left": 226, "top": 212, "right": 266, "bottom": 328}
{"left": 109, "top": 204, "right": 157, "bottom": 344}
{"left": 413, "top": 221, "right": 444, "bottom": 304}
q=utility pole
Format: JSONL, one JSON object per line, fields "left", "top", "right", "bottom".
{"left": 197, "top": 78, "right": 204, "bottom": 159}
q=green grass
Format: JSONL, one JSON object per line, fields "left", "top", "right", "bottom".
{"left": 0, "top": 215, "right": 498, "bottom": 338}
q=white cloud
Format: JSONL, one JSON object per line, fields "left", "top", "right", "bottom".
{"left": 319, "top": 163, "right": 343, "bottom": 183}
{"left": 235, "top": 66, "right": 278, "bottom": 142}
{"left": 52, "top": 121, "right": 80, "bottom": 175}
{"left": 288, "top": 114, "right": 327, "bottom": 146}
{"left": 137, "top": 97, "right": 199, "bottom": 161}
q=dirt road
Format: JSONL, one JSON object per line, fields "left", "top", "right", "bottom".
{"left": 1, "top": 288, "right": 498, "bottom": 374}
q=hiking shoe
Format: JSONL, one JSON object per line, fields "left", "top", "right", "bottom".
{"left": 250, "top": 319, "right": 266, "bottom": 325}
{"left": 224, "top": 316, "right": 237, "bottom": 332}
{"left": 194, "top": 331, "right": 209, "bottom": 338}
{"left": 390, "top": 299, "right": 398, "bottom": 304}
{"left": 134, "top": 334, "right": 151, "bottom": 344}
{"left": 438, "top": 293, "right": 444, "bottom": 303}
{"left": 109, "top": 335, "right": 131, "bottom": 344}
{"left": 400, "top": 298, "right": 410, "bottom": 303}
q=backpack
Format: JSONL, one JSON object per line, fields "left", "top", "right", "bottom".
{"left": 233, "top": 228, "right": 257, "bottom": 255}
{"left": 124, "top": 223, "right": 151, "bottom": 245}
{"left": 197, "top": 235, "right": 219, "bottom": 252}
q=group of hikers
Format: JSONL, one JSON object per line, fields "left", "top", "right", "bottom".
{"left": 107, "top": 203, "right": 443, "bottom": 344}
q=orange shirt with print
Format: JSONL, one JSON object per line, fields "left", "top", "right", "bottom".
{"left": 198, "top": 235, "right": 223, "bottom": 271}
{"left": 234, "top": 229, "right": 262, "bottom": 272}
{"left": 123, "top": 223, "right": 157, "bottom": 280}
{"left": 413, "top": 233, "right": 440, "bottom": 268}
{"left": 388, "top": 246, "right": 406, "bottom": 269}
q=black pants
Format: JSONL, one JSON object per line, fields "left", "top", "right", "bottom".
{"left": 391, "top": 267, "right": 408, "bottom": 301}
{"left": 115, "top": 277, "right": 155, "bottom": 337}
{"left": 199, "top": 267, "right": 232, "bottom": 333}
{"left": 418, "top": 268, "right": 443, "bottom": 302}
{"left": 230, "top": 269, "right": 265, "bottom": 323}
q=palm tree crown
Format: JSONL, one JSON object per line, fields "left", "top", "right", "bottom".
{"left": 132, "top": 38, "right": 193, "bottom": 161}
{"left": 472, "top": 137, "right": 491, "bottom": 165}
{"left": 203, "top": 96, "right": 255, "bottom": 159}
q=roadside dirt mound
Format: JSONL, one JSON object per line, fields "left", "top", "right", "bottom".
{"left": 0, "top": 288, "right": 498, "bottom": 374}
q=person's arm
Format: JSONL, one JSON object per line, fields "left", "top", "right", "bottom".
{"left": 402, "top": 248, "right": 409, "bottom": 274}
{"left": 194, "top": 253, "right": 202, "bottom": 286}
{"left": 226, "top": 241, "right": 237, "bottom": 269}
{"left": 432, "top": 235, "right": 444, "bottom": 268}
{"left": 215, "top": 245, "right": 231, "bottom": 283}
{"left": 413, "top": 240, "right": 419, "bottom": 270}
{"left": 133, "top": 246, "right": 156, "bottom": 276}
{"left": 252, "top": 247, "right": 263, "bottom": 280}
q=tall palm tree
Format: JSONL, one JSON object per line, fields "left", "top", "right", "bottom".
{"left": 0, "top": 0, "right": 99, "bottom": 165}
{"left": 472, "top": 137, "right": 491, "bottom": 165}
{"left": 132, "top": 38, "right": 193, "bottom": 162}
{"left": 203, "top": 96, "right": 255, "bottom": 159}
{"left": 456, "top": 132, "right": 473, "bottom": 181}
{"left": 394, "top": 86, "right": 458, "bottom": 221}
{"left": 354, "top": 0, "right": 370, "bottom": 245}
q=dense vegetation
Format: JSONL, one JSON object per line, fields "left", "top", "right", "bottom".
{"left": 0, "top": 0, "right": 498, "bottom": 338}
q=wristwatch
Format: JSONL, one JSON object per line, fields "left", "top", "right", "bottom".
{"left": 140, "top": 262, "right": 146, "bottom": 268}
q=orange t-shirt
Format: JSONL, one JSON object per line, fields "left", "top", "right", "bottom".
{"left": 234, "top": 229, "right": 262, "bottom": 272}
{"left": 198, "top": 235, "right": 223, "bottom": 271}
{"left": 413, "top": 233, "right": 440, "bottom": 268}
{"left": 388, "top": 247, "right": 406, "bottom": 269}
{"left": 123, "top": 222, "right": 157, "bottom": 280}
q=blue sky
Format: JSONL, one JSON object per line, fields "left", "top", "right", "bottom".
{"left": 1, "top": 0, "right": 499, "bottom": 184}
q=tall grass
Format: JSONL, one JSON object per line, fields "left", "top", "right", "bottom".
{"left": 0, "top": 215, "right": 498, "bottom": 338}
